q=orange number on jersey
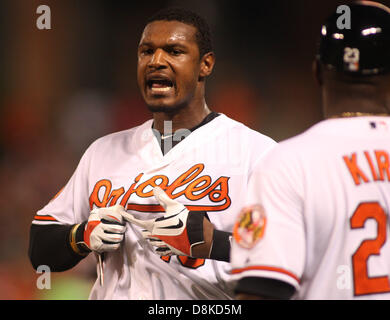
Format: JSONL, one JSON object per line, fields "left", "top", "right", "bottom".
{"left": 350, "top": 202, "right": 390, "bottom": 296}
{"left": 178, "top": 256, "right": 205, "bottom": 269}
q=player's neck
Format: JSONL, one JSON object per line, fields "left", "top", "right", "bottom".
{"left": 323, "top": 89, "right": 390, "bottom": 118}
{"left": 327, "top": 112, "right": 390, "bottom": 119}
{"left": 152, "top": 100, "right": 211, "bottom": 133}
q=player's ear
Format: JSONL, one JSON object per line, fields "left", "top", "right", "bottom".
{"left": 313, "top": 58, "right": 323, "bottom": 86}
{"left": 199, "top": 52, "right": 215, "bottom": 80}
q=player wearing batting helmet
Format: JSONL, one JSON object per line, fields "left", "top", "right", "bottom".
{"left": 231, "top": 1, "right": 390, "bottom": 299}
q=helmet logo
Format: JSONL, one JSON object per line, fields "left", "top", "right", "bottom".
{"left": 344, "top": 47, "right": 360, "bottom": 71}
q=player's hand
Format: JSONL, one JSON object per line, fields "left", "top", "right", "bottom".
{"left": 121, "top": 187, "right": 206, "bottom": 257}
{"left": 81, "top": 204, "right": 127, "bottom": 253}
{"left": 141, "top": 229, "right": 175, "bottom": 256}
{"left": 141, "top": 218, "right": 217, "bottom": 258}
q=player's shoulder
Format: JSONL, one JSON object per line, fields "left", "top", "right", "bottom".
{"left": 86, "top": 119, "right": 153, "bottom": 153}
{"left": 272, "top": 117, "right": 372, "bottom": 155}
{"left": 275, "top": 119, "right": 336, "bottom": 149}
{"left": 260, "top": 121, "right": 325, "bottom": 166}
{"left": 218, "top": 113, "right": 277, "bottom": 147}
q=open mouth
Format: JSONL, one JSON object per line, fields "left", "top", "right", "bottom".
{"left": 147, "top": 79, "right": 174, "bottom": 93}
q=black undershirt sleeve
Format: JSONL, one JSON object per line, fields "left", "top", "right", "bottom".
{"left": 209, "top": 230, "right": 231, "bottom": 262}
{"left": 203, "top": 212, "right": 231, "bottom": 262}
{"left": 235, "top": 277, "right": 296, "bottom": 300}
{"left": 28, "top": 223, "right": 89, "bottom": 272}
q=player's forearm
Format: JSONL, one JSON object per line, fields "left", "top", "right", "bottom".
{"left": 28, "top": 222, "right": 89, "bottom": 272}
{"left": 234, "top": 277, "right": 296, "bottom": 300}
{"left": 191, "top": 217, "right": 231, "bottom": 262}
{"left": 209, "top": 229, "right": 231, "bottom": 262}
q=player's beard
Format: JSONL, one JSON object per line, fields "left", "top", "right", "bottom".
{"left": 144, "top": 82, "right": 198, "bottom": 114}
{"left": 147, "top": 102, "right": 187, "bottom": 113}
{"left": 146, "top": 93, "right": 192, "bottom": 114}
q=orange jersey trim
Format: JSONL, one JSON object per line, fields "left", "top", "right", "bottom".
{"left": 126, "top": 203, "right": 230, "bottom": 213}
{"left": 33, "top": 215, "right": 57, "bottom": 221}
{"left": 127, "top": 204, "right": 165, "bottom": 213}
{"left": 232, "top": 265, "right": 300, "bottom": 283}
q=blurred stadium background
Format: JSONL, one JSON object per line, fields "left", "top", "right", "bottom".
{"left": 0, "top": 0, "right": 388, "bottom": 299}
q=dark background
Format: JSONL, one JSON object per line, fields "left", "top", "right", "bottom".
{"left": 0, "top": 0, "right": 388, "bottom": 299}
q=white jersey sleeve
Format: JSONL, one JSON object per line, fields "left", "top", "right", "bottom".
{"left": 231, "top": 145, "right": 305, "bottom": 292}
{"left": 33, "top": 142, "right": 96, "bottom": 225}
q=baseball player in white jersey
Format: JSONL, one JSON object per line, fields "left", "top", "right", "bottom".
{"left": 230, "top": 1, "right": 390, "bottom": 300}
{"left": 28, "top": 7, "right": 276, "bottom": 299}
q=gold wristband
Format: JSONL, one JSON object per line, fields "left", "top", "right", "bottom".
{"left": 69, "top": 224, "right": 88, "bottom": 256}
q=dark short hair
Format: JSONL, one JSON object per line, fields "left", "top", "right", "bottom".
{"left": 146, "top": 7, "right": 213, "bottom": 58}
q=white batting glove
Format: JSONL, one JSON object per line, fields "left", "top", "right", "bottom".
{"left": 81, "top": 204, "right": 127, "bottom": 254}
{"left": 121, "top": 187, "right": 206, "bottom": 257}
{"left": 141, "top": 230, "right": 174, "bottom": 256}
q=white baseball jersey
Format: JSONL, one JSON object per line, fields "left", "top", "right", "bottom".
{"left": 231, "top": 116, "right": 390, "bottom": 300}
{"left": 33, "top": 114, "right": 276, "bottom": 299}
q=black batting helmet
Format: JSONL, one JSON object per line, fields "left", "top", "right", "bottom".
{"left": 317, "top": 1, "right": 390, "bottom": 76}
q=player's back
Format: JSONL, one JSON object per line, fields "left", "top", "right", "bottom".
{"left": 286, "top": 116, "right": 390, "bottom": 299}
{"left": 231, "top": 115, "right": 390, "bottom": 300}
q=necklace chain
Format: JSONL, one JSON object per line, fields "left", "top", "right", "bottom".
{"left": 330, "top": 112, "right": 389, "bottom": 118}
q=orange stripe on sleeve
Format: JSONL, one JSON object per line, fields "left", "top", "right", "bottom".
{"left": 33, "top": 215, "right": 58, "bottom": 221}
{"left": 231, "top": 265, "right": 300, "bottom": 283}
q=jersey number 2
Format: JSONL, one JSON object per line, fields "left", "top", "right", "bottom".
{"left": 350, "top": 202, "right": 390, "bottom": 296}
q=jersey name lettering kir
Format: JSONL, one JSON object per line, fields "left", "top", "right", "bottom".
{"left": 89, "top": 163, "right": 231, "bottom": 212}
{"left": 343, "top": 150, "right": 390, "bottom": 185}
